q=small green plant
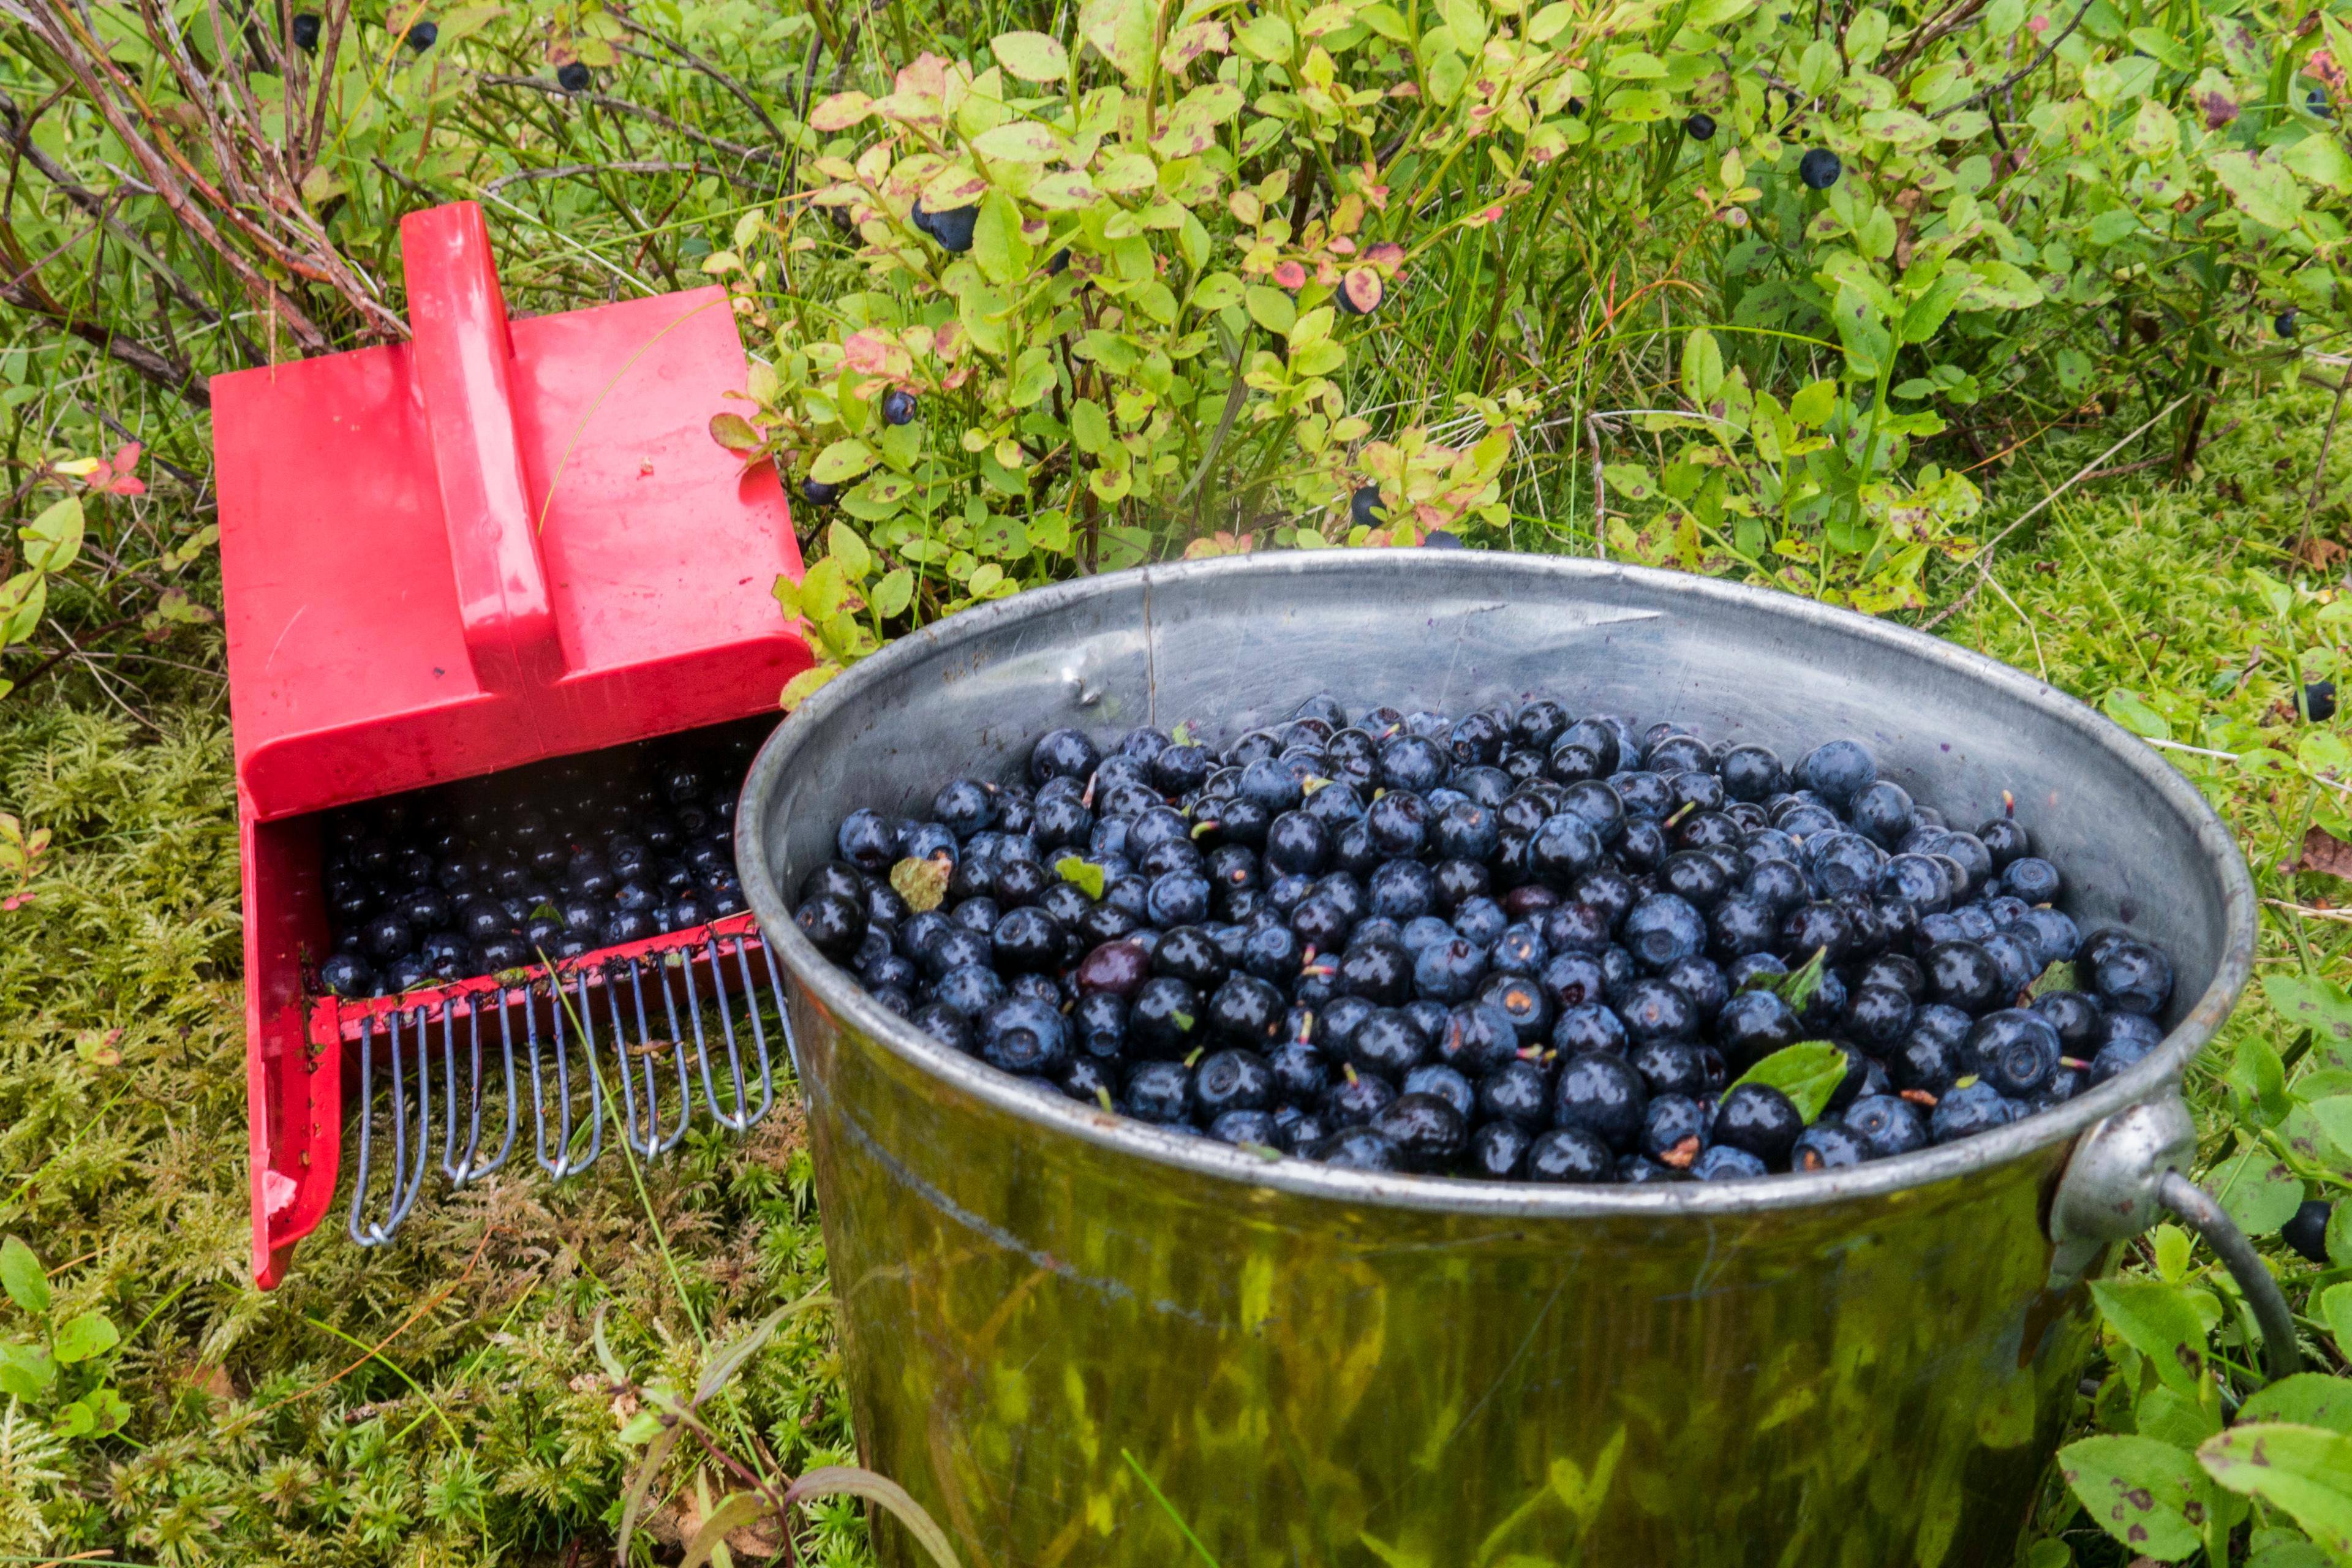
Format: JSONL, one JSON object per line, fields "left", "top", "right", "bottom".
{"left": 0, "top": 1236, "right": 127, "bottom": 1442}
{"left": 597, "top": 1298, "right": 961, "bottom": 1567}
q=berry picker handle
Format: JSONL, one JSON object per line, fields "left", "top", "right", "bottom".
{"left": 401, "top": 202, "right": 565, "bottom": 693}
{"left": 2047, "top": 1093, "right": 2301, "bottom": 1384}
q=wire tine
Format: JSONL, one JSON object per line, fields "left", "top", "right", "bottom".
{"left": 755, "top": 930, "right": 800, "bottom": 1080}
{"left": 347, "top": 1012, "right": 386, "bottom": 1246}
{"left": 725, "top": 935, "right": 776, "bottom": 1127}
{"left": 679, "top": 946, "right": 745, "bottom": 1132}
{"left": 630, "top": 959, "right": 693, "bottom": 1153}
{"left": 606, "top": 959, "right": 655, "bottom": 1158}
{"left": 384, "top": 1006, "right": 431, "bottom": 1234}
{"left": 527, "top": 981, "right": 570, "bottom": 1179}
{"left": 703, "top": 933, "right": 755, "bottom": 1131}
{"left": 567, "top": 969, "right": 605, "bottom": 1174}
{"left": 468, "top": 990, "right": 520, "bottom": 1182}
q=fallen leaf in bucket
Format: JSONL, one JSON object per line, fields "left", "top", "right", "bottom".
{"left": 2294, "top": 826, "right": 2352, "bottom": 883}
{"left": 891, "top": 854, "right": 952, "bottom": 912}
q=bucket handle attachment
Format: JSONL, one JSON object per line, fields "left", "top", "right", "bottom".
{"left": 2048, "top": 1092, "right": 2301, "bottom": 1382}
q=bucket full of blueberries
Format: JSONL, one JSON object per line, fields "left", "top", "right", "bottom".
{"left": 736, "top": 550, "right": 2261, "bottom": 1566}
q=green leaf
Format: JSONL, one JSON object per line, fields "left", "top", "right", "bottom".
{"left": 2309, "top": 1096, "right": 2352, "bottom": 1162}
{"left": 872, "top": 568, "right": 914, "bottom": 619}
{"left": 812, "top": 439, "right": 876, "bottom": 486}
{"left": 2205, "top": 1145, "right": 2304, "bottom": 1235}
{"left": 2100, "top": 689, "right": 2171, "bottom": 741}
{"left": 1071, "top": 398, "right": 1111, "bottom": 455}
{"left": 1681, "top": 328, "right": 1725, "bottom": 407}
{"left": 1055, "top": 856, "right": 1107, "bottom": 899}
{"left": 616, "top": 1422, "right": 687, "bottom": 1563}
{"left": 2285, "top": 135, "right": 2352, "bottom": 196}
{"left": 1789, "top": 379, "right": 1838, "bottom": 428}
{"left": 20, "top": 496, "right": 83, "bottom": 573}
{"left": 2205, "top": 151, "right": 2307, "bottom": 232}
{"left": 2265, "top": 976, "right": 2352, "bottom": 1069}
{"left": 2029, "top": 960, "right": 2079, "bottom": 998}
{"left": 1730, "top": 1041, "right": 1848, "bottom": 1124}
{"left": 889, "top": 855, "right": 952, "bottom": 913}
{"left": 52, "top": 1310, "right": 118, "bottom": 1365}
{"left": 0, "top": 1340, "right": 56, "bottom": 1400}
{"left": 2199, "top": 1425, "right": 2352, "bottom": 1556}
{"left": 827, "top": 521, "right": 872, "bottom": 582}
{"left": 990, "top": 30, "right": 1069, "bottom": 81}
{"left": 2059, "top": 1434, "right": 2211, "bottom": 1561}
{"left": 0, "top": 1236, "right": 49, "bottom": 1316}
{"left": 780, "top": 1466, "right": 963, "bottom": 1568}
{"left": 682, "top": 1491, "right": 772, "bottom": 1568}
{"left": 1245, "top": 284, "right": 1297, "bottom": 336}
{"left": 973, "top": 189, "right": 1033, "bottom": 285}
{"left": 1235, "top": 12, "right": 1294, "bottom": 63}
{"left": 2322, "top": 1283, "right": 2352, "bottom": 1362}
{"left": 2089, "top": 1278, "right": 2208, "bottom": 1394}
{"left": 780, "top": 662, "right": 842, "bottom": 714}
{"left": 0, "top": 570, "right": 47, "bottom": 647}
{"left": 1899, "top": 271, "right": 1970, "bottom": 347}
{"left": 1526, "top": 2, "right": 1573, "bottom": 42}
{"left": 1079, "top": 0, "right": 1155, "bottom": 79}
{"left": 2238, "top": 1374, "right": 2352, "bottom": 1436}
{"left": 591, "top": 1303, "right": 628, "bottom": 1387}
{"left": 1831, "top": 282, "right": 1891, "bottom": 377}
{"left": 695, "top": 1293, "right": 825, "bottom": 1406}
{"left": 1757, "top": 944, "right": 1828, "bottom": 1011}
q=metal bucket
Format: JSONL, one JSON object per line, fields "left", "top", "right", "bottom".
{"left": 737, "top": 552, "right": 2261, "bottom": 1566}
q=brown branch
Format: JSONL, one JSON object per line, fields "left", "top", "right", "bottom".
{"left": 476, "top": 73, "right": 784, "bottom": 168}
{"left": 0, "top": 222, "right": 209, "bottom": 407}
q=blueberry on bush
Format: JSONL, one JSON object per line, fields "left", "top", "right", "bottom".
{"left": 1798, "top": 148, "right": 1842, "bottom": 190}
{"left": 291, "top": 11, "right": 320, "bottom": 50}
{"left": 2278, "top": 308, "right": 2301, "bottom": 338}
{"left": 2305, "top": 680, "right": 2337, "bottom": 722}
{"left": 1683, "top": 111, "right": 1716, "bottom": 141}
{"left": 404, "top": 19, "right": 436, "bottom": 50}
{"left": 2281, "top": 1199, "right": 2333, "bottom": 1264}
{"left": 557, "top": 61, "right": 592, "bottom": 92}
{"left": 1351, "top": 484, "right": 1386, "bottom": 529}
{"left": 882, "top": 387, "right": 920, "bottom": 426}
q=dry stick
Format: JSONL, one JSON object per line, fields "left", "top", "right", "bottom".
{"left": 483, "top": 160, "right": 703, "bottom": 195}
{"left": 1922, "top": 394, "right": 2191, "bottom": 631}
{"left": 2081, "top": 420, "right": 2241, "bottom": 483}
{"left": 476, "top": 74, "right": 783, "bottom": 167}
{"left": 1937, "top": 0, "right": 2092, "bottom": 115}
{"left": 1587, "top": 414, "right": 1608, "bottom": 560}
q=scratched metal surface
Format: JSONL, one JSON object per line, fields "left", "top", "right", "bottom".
{"left": 737, "top": 552, "right": 2255, "bottom": 1566}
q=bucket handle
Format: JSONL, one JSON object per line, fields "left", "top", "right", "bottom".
{"left": 2048, "top": 1093, "right": 2301, "bottom": 1382}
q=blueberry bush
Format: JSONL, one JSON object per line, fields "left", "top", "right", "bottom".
{"left": 1, "top": 0, "right": 2351, "bottom": 1561}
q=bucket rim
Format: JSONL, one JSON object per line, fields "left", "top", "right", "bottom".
{"left": 738, "top": 551, "right": 2256, "bottom": 1218}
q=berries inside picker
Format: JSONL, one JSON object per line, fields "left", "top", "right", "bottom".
{"left": 315, "top": 726, "right": 764, "bottom": 1000}
{"left": 794, "top": 695, "right": 2177, "bottom": 1183}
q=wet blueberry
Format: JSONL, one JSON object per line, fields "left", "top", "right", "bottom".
{"left": 1692, "top": 1144, "right": 1766, "bottom": 1180}
{"left": 1309, "top": 1125, "right": 1405, "bottom": 1170}
{"left": 1525, "top": 1126, "right": 1615, "bottom": 1182}
{"left": 1792, "top": 1119, "right": 1865, "bottom": 1171}
{"left": 1713, "top": 1082, "right": 1802, "bottom": 1169}
{"left": 1374, "top": 1092, "right": 1469, "bottom": 1170}
{"left": 1551, "top": 1050, "right": 1648, "bottom": 1152}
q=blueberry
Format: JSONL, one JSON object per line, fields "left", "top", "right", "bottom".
{"left": 1713, "top": 1082, "right": 1803, "bottom": 1168}
{"left": 1923, "top": 939, "right": 2002, "bottom": 1012}
{"left": 1792, "top": 1120, "right": 1866, "bottom": 1171}
{"left": 1691, "top": 1144, "right": 1766, "bottom": 1180}
{"left": 1525, "top": 1126, "right": 1615, "bottom": 1182}
{"left": 364, "top": 912, "right": 415, "bottom": 959}
{"left": 1308, "top": 1125, "right": 1406, "bottom": 1170}
{"left": 2281, "top": 1199, "right": 2333, "bottom": 1264}
{"left": 557, "top": 60, "right": 592, "bottom": 92}
{"left": 320, "top": 951, "right": 374, "bottom": 998}
{"left": 794, "top": 891, "right": 866, "bottom": 960}
{"left": 1930, "top": 1080, "right": 2011, "bottom": 1142}
{"left": 1208, "top": 1109, "right": 1281, "bottom": 1148}
{"left": 1683, "top": 111, "right": 1717, "bottom": 140}
{"left": 913, "top": 1003, "right": 976, "bottom": 1052}
{"left": 1797, "top": 740, "right": 1875, "bottom": 809}
{"left": 1124, "top": 1058, "right": 1193, "bottom": 1123}
{"left": 1844, "top": 1094, "right": 1928, "bottom": 1158}
{"left": 1968, "top": 1008, "right": 2060, "bottom": 1096}
{"left": 1551, "top": 1050, "right": 1648, "bottom": 1152}
{"left": 2003, "top": 857, "right": 2061, "bottom": 905}
{"left": 2278, "top": 308, "right": 2301, "bottom": 339}
{"left": 926, "top": 203, "right": 979, "bottom": 252}
{"left": 2089, "top": 937, "right": 2172, "bottom": 1016}
{"left": 1621, "top": 893, "right": 1705, "bottom": 971}
{"left": 1798, "top": 147, "right": 1842, "bottom": 189}
{"left": 1640, "top": 1094, "right": 1709, "bottom": 1167}
{"left": 2307, "top": 681, "right": 2338, "bottom": 722}
{"left": 1351, "top": 485, "right": 1387, "bottom": 528}
{"left": 405, "top": 20, "right": 436, "bottom": 50}
{"left": 1715, "top": 988, "right": 1800, "bottom": 1069}
{"left": 292, "top": 11, "right": 320, "bottom": 50}
{"left": 1467, "top": 1120, "right": 1533, "bottom": 1178}
{"left": 1373, "top": 1093, "right": 1469, "bottom": 1170}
